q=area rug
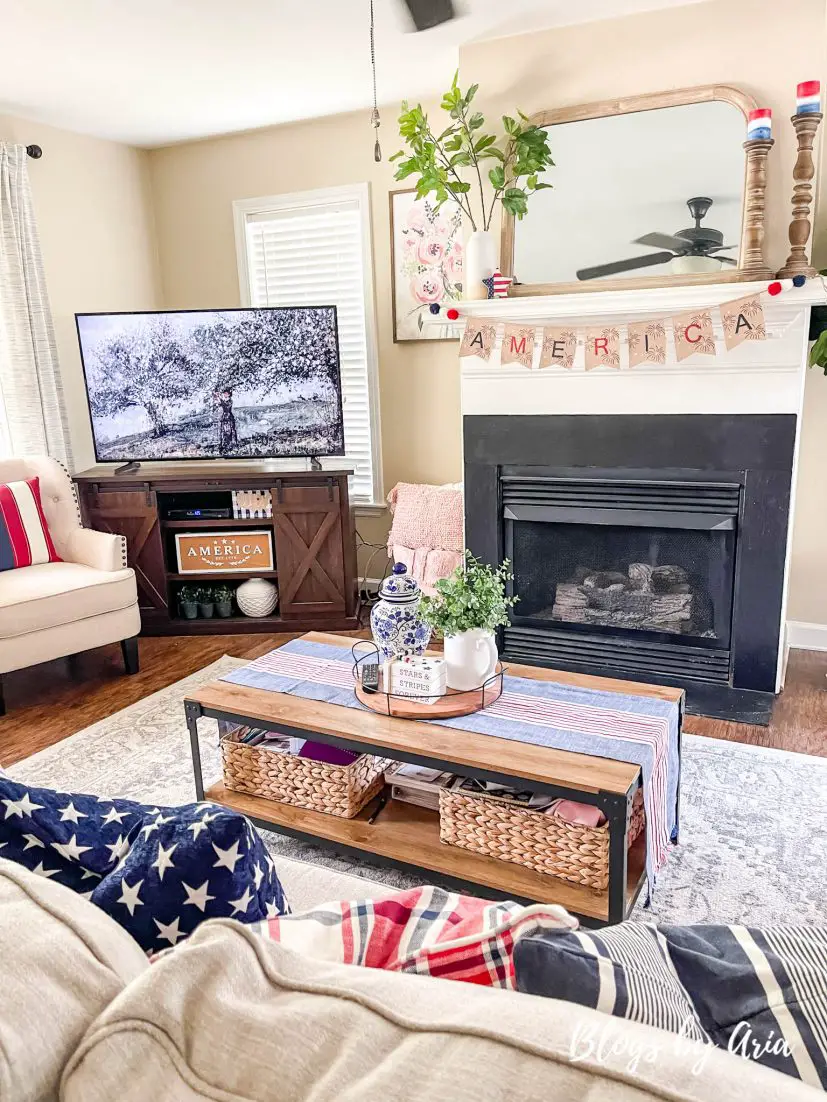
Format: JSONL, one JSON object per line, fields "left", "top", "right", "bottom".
{"left": 10, "top": 656, "right": 827, "bottom": 926}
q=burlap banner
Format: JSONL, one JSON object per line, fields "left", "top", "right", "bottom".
{"left": 539, "top": 327, "right": 577, "bottom": 370}
{"left": 585, "top": 327, "right": 620, "bottom": 370}
{"left": 501, "top": 323, "right": 536, "bottom": 368}
{"left": 628, "top": 320, "right": 667, "bottom": 367}
{"left": 673, "top": 310, "right": 716, "bottom": 362}
{"left": 459, "top": 290, "right": 771, "bottom": 369}
{"left": 721, "top": 293, "right": 766, "bottom": 350}
{"left": 459, "top": 318, "right": 498, "bottom": 361}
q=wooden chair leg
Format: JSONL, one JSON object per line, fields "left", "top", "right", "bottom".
{"left": 121, "top": 637, "right": 140, "bottom": 676}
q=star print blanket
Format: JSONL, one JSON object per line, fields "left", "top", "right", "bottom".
{"left": 0, "top": 778, "right": 288, "bottom": 951}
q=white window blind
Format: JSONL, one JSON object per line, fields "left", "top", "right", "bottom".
{"left": 234, "top": 186, "right": 381, "bottom": 505}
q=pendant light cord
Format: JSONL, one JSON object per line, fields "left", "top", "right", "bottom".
{"left": 370, "top": 0, "right": 381, "bottom": 161}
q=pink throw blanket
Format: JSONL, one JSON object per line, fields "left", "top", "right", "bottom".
{"left": 387, "top": 482, "right": 463, "bottom": 595}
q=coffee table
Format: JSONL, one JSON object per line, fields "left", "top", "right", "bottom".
{"left": 184, "top": 632, "right": 683, "bottom": 926}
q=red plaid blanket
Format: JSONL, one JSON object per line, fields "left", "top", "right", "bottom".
{"left": 252, "top": 885, "right": 577, "bottom": 987}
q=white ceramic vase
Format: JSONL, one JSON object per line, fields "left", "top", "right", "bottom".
{"left": 465, "top": 229, "right": 497, "bottom": 300}
{"left": 443, "top": 628, "right": 499, "bottom": 691}
{"left": 236, "top": 577, "right": 278, "bottom": 617}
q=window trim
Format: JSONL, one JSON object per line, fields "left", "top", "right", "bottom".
{"left": 232, "top": 183, "right": 384, "bottom": 508}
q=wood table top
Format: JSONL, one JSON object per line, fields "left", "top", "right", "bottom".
{"left": 187, "top": 631, "right": 682, "bottom": 796}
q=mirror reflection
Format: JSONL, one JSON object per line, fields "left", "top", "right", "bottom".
{"left": 512, "top": 100, "right": 746, "bottom": 286}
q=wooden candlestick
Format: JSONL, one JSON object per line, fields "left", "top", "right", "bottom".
{"left": 740, "top": 138, "right": 774, "bottom": 279}
{"left": 777, "top": 112, "right": 823, "bottom": 279}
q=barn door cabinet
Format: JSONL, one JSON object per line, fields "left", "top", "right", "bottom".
{"left": 74, "top": 464, "right": 360, "bottom": 635}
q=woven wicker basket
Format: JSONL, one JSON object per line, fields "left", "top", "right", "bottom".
{"left": 439, "top": 784, "right": 645, "bottom": 891}
{"left": 220, "top": 728, "right": 389, "bottom": 819}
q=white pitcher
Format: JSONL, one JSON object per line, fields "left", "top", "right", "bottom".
{"left": 443, "top": 628, "right": 499, "bottom": 691}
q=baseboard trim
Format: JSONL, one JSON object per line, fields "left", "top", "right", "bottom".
{"left": 787, "top": 621, "right": 827, "bottom": 651}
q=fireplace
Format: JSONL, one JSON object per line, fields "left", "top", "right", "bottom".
{"left": 503, "top": 473, "right": 738, "bottom": 683}
{"left": 464, "top": 413, "right": 797, "bottom": 724}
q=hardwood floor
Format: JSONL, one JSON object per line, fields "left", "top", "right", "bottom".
{"left": 0, "top": 632, "right": 824, "bottom": 768}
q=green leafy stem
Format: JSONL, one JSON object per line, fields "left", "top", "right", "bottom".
{"left": 390, "top": 72, "right": 554, "bottom": 231}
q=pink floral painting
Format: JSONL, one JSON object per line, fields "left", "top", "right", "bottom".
{"left": 391, "top": 190, "right": 463, "bottom": 341}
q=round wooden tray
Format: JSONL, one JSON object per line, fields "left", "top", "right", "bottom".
{"left": 354, "top": 665, "right": 504, "bottom": 719}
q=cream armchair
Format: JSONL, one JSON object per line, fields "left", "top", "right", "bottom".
{"left": 0, "top": 457, "right": 140, "bottom": 715}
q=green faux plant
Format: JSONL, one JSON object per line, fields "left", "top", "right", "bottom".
{"left": 213, "top": 584, "right": 235, "bottom": 603}
{"left": 809, "top": 276, "right": 827, "bottom": 374}
{"left": 418, "top": 551, "right": 519, "bottom": 637}
{"left": 179, "top": 585, "right": 199, "bottom": 605}
{"left": 391, "top": 72, "right": 554, "bottom": 230}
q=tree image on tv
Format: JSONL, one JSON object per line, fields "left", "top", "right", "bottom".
{"left": 78, "top": 308, "right": 345, "bottom": 460}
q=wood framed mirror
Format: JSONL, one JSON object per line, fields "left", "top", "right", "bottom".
{"left": 500, "top": 84, "right": 773, "bottom": 296}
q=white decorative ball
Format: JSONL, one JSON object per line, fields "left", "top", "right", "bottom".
{"left": 236, "top": 577, "right": 278, "bottom": 617}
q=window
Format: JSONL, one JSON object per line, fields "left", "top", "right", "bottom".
{"left": 234, "top": 184, "right": 382, "bottom": 506}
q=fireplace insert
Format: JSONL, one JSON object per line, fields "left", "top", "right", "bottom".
{"left": 503, "top": 476, "right": 739, "bottom": 684}
{"left": 463, "top": 407, "right": 796, "bottom": 723}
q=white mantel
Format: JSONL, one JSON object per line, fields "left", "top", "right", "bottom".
{"left": 460, "top": 279, "right": 826, "bottom": 418}
{"left": 459, "top": 277, "right": 827, "bottom": 691}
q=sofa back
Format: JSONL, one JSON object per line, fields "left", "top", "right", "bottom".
{"left": 61, "top": 919, "right": 817, "bottom": 1102}
{"left": 0, "top": 859, "right": 148, "bottom": 1102}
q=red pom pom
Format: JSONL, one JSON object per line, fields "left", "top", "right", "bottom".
{"left": 767, "top": 281, "right": 782, "bottom": 296}
{"left": 446, "top": 308, "right": 460, "bottom": 320}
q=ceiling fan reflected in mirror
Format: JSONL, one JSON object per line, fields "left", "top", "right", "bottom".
{"left": 576, "top": 197, "right": 738, "bottom": 281}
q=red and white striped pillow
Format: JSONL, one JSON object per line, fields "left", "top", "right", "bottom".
{"left": 0, "top": 477, "right": 62, "bottom": 572}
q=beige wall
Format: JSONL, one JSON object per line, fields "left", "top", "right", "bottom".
{"left": 147, "top": 108, "right": 462, "bottom": 553}
{"left": 0, "top": 116, "right": 160, "bottom": 470}
{"left": 5, "top": 0, "right": 823, "bottom": 618}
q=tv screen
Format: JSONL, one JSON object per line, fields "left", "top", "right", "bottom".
{"left": 75, "top": 307, "right": 345, "bottom": 462}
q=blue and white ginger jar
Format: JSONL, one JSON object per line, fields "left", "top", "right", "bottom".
{"left": 370, "top": 563, "right": 431, "bottom": 661}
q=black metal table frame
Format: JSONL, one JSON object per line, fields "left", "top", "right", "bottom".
{"left": 185, "top": 698, "right": 672, "bottom": 927}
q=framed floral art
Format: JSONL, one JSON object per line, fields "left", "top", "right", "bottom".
{"left": 390, "top": 189, "right": 463, "bottom": 342}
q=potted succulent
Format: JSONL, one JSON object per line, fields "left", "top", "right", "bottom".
{"left": 391, "top": 73, "right": 554, "bottom": 297}
{"left": 196, "top": 586, "right": 215, "bottom": 619}
{"left": 178, "top": 584, "right": 199, "bottom": 620}
{"left": 213, "top": 583, "right": 235, "bottom": 619}
{"left": 418, "top": 552, "right": 518, "bottom": 691}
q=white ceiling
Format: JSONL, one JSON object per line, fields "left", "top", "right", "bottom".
{"left": 2, "top": 0, "right": 707, "bottom": 147}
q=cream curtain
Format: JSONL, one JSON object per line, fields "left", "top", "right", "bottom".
{"left": 0, "top": 143, "right": 72, "bottom": 465}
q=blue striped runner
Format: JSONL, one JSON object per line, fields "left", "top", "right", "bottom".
{"left": 220, "top": 638, "right": 680, "bottom": 899}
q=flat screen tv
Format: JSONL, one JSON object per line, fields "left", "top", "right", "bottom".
{"left": 75, "top": 307, "right": 345, "bottom": 462}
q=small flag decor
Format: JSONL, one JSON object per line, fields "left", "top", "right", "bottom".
{"left": 459, "top": 319, "right": 497, "bottom": 361}
{"left": 539, "top": 327, "right": 577, "bottom": 370}
{"left": 721, "top": 293, "right": 766, "bottom": 350}
{"left": 500, "top": 323, "right": 535, "bottom": 368}
{"left": 673, "top": 309, "right": 716, "bottom": 362}
{"left": 585, "top": 327, "right": 620, "bottom": 371}
{"left": 482, "top": 271, "right": 514, "bottom": 299}
{"left": 627, "top": 320, "right": 667, "bottom": 367}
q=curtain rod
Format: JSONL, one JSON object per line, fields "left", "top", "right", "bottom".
{"left": 26, "top": 145, "right": 42, "bottom": 159}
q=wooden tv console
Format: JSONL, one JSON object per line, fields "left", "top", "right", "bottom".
{"left": 73, "top": 464, "right": 360, "bottom": 636}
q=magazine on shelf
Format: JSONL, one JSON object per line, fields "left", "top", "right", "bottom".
{"left": 386, "top": 762, "right": 456, "bottom": 811}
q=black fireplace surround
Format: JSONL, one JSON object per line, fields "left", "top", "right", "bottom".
{"left": 464, "top": 414, "right": 797, "bottom": 724}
